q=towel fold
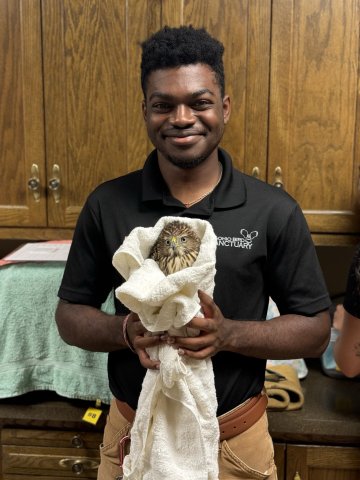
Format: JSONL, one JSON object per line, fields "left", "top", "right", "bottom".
{"left": 112, "top": 216, "right": 219, "bottom": 480}
{"left": 265, "top": 364, "right": 304, "bottom": 411}
{"left": 113, "top": 216, "right": 217, "bottom": 333}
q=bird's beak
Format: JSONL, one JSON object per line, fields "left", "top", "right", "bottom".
{"left": 170, "top": 236, "right": 178, "bottom": 249}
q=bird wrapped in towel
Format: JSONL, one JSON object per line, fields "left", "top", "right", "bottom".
{"left": 112, "top": 216, "right": 219, "bottom": 480}
{"left": 149, "top": 220, "right": 201, "bottom": 275}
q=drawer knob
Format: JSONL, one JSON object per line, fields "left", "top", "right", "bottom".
{"left": 72, "top": 460, "right": 84, "bottom": 474}
{"left": 59, "top": 457, "right": 99, "bottom": 472}
{"left": 71, "top": 434, "right": 84, "bottom": 448}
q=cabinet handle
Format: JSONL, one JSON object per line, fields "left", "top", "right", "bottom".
{"left": 59, "top": 457, "right": 99, "bottom": 472}
{"left": 294, "top": 472, "right": 301, "bottom": 480}
{"left": 273, "top": 166, "right": 284, "bottom": 189}
{"left": 27, "top": 164, "right": 41, "bottom": 202}
{"left": 252, "top": 166, "right": 260, "bottom": 179}
{"left": 48, "top": 164, "right": 61, "bottom": 203}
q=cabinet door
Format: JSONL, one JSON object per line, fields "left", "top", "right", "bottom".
{"left": 273, "top": 442, "right": 285, "bottom": 480}
{"left": 161, "top": 0, "right": 271, "bottom": 177}
{"left": 287, "top": 445, "right": 360, "bottom": 480}
{"left": 41, "top": 0, "right": 271, "bottom": 229}
{"left": 268, "top": 0, "right": 360, "bottom": 237}
{"left": 0, "top": 0, "right": 47, "bottom": 227}
{"left": 41, "top": 0, "right": 159, "bottom": 228}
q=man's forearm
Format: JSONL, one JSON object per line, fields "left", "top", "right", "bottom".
{"left": 55, "top": 300, "right": 126, "bottom": 352}
{"left": 334, "top": 312, "right": 360, "bottom": 377}
{"left": 224, "top": 311, "right": 331, "bottom": 359}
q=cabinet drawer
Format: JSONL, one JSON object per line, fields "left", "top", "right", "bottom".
{"left": 1, "top": 429, "right": 102, "bottom": 478}
{"left": 2, "top": 445, "right": 99, "bottom": 477}
{"left": 3, "top": 476, "right": 91, "bottom": 480}
{"left": 286, "top": 444, "right": 360, "bottom": 479}
{"left": 1, "top": 428, "right": 102, "bottom": 449}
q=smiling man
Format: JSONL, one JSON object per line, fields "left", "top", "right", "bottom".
{"left": 56, "top": 26, "right": 331, "bottom": 480}
{"left": 143, "top": 63, "right": 229, "bottom": 209}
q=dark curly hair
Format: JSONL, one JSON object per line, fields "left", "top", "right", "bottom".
{"left": 141, "top": 25, "right": 225, "bottom": 97}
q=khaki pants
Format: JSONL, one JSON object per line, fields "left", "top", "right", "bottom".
{"left": 98, "top": 398, "right": 277, "bottom": 480}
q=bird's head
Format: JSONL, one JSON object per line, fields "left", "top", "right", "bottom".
{"left": 165, "top": 234, "right": 187, "bottom": 255}
{"left": 149, "top": 220, "right": 201, "bottom": 275}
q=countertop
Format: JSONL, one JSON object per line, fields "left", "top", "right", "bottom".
{"left": 0, "top": 360, "right": 359, "bottom": 445}
{"left": 268, "top": 359, "right": 360, "bottom": 445}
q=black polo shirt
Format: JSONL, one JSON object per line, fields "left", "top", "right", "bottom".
{"left": 58, "top": 148, "right": 331, "bottom": 415}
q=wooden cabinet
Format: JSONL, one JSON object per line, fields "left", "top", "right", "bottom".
{"left": 0, "top": 358, "right": 359, "bottom": 480}
{"left": 0, "top": 0, "right": 269, "bottom": 240}
{"left": 267, "top": 0, "right": 360, "bottom": 245}
{"left": 1, "top": 0, "right": 360, "bottom": 244}
{"left": 41, "top": 0, "right": 155, "bottom": 231}
{"left": 287, "top": 444, "right": 360, "bottom": 480}
{"left": 0, "top": 0, "right": 157, "bottom": 240}
{"left": 0, "top": 0, "right": 47, "bottom": 229}
{"left": 269, "top": 360, "right": 360, "bottom": 480}
{"left": 274, "top": 443, "right": 286, "bottom": 480}
{"left": 1, "top": 428, "right": 102, "bottom": 479}
{"left": 274, "top": 444, "right": 360, "bottom": 480}
{"left": 2, "top": 431, "right": 359, "bottom": 480}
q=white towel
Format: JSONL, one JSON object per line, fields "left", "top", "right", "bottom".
{"left": 112, "top": 216, "right": 219, "bottom": 480}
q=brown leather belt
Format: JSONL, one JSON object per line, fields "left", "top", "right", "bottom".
{"left": 116, "top": 399, "right": 136, "bottom": 423}
{"left": 116, "top": 392, "right": 267, "bottom": 442}
{"left": 217, "top": 392, "right": 268, "bottom": 440}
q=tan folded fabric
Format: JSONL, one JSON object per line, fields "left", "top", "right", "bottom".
{"left": 265, "top": 364, "right": 304, "bottom": 411}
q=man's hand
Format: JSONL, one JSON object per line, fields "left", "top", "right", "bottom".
{"left": 162, "top": 290, "right": 230, "bottom": 359}
{"left": 126, "top": 313, "right": 161, "bottom": 369}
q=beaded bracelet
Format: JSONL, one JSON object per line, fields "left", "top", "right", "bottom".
{"left": 122, "top": 314, "right": 136, "bottom": 353}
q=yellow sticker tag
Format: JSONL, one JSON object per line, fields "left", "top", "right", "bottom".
{"left": 82, "top": 407, "right": 102, "bottom": 425}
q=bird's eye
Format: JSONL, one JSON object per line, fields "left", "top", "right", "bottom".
{"left": 180, "top": 236, "right": 187, "bottom": 243}
{"left": 165, "top": 239, "right": 171, "bottom": 246}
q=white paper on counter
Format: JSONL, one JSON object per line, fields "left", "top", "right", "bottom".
{"left": 3, "top": 242, "right": 71, "bottom": 262}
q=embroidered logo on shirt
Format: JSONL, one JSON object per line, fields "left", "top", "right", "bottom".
{"left": 217, "top": 229, "right": 259, "bottom": 249}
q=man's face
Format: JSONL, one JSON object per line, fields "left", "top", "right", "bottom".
{"left": 142, "top": 64, "right": 231, "bottom": 169}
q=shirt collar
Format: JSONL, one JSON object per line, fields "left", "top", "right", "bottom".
{"left": 213, "top": 148, "right": 247, "bottom": 209}
{"left": 141, "top": 148, "right": 247, "bottom": 214}
{"left": 141, "top": 150, "right": 166, "bottom": 202}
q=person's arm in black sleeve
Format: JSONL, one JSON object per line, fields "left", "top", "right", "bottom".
{"left": 55, "top": 194, "right": 161, "bottom": 367}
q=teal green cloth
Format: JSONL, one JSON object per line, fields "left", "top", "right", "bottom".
{"left": 0, "top": 262, "right": 113, "bottom": 404}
